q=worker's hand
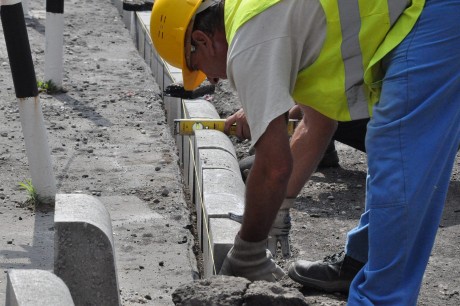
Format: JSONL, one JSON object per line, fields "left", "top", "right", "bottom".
{"left": 268, "top": 208, "right": 292, "bottom": 258}
{"left": 219, "top": 234, "right": 285, "bottom": 282}
{"left": 224, "top": 108, "right": 251, "bottom": 140}
{"left": 228, "top": 198, "right": 295, "bottom": 258}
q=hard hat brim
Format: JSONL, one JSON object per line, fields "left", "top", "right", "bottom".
{"left": 182, "top": 65, "right": 207, "bottom": 91}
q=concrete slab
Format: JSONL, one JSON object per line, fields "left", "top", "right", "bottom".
{"left": 54, "top": 194, "right": 120, "bottom": 306}
{"left": 6, "top": 269, "right": 74, "bottom": 306}
{"left": 203, "top": 193, "right": 245, "bottom": 218}
{"left": 203, "top": 219, "right": 240, "bottom": 278}
{"left": 197, "top": 169, "right": 244, "bottom": 249}
{"left": 198, "top": 149, "right": 240, "bottom": 174}
{"left": 195, "top": 129, "right": 237, "bottom": 159}
{"left": 184, "top": 99, "right": 220, "bottom": 119}
{"left": 138, "top": 11, "right": 150, "bottom": 28}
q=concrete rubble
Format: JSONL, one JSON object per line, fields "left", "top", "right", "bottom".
{"left": 172, "top": 276, "right": 308, "bottom": 306}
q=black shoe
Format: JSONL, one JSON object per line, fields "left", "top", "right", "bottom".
{"left": 288, "top": 251, "right": 364, "bottom": 293}
{"left": 317, "top": 149, "right": 339, "bottom": 168}
{"left": 318, "top": 141, "right": 340, "bottom": 168}
{"left": 239, "top": 155, "right": 255, "bottom": 182}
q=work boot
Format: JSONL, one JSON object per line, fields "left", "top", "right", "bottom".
{"left": 239, "top": 155, "right": 255, "bottom": 182}
{"left": 288, "top": 251, "right": 364, "bottom": 293}
{"left": 317, "top": 141, "right": 339, "bottom": 168}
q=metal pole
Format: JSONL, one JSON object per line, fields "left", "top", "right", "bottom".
{"left": 1, "top": 0, "right": 57, "bottom": 204}
{"left": 44, "top": 0, "right": 64, "bottom": 88}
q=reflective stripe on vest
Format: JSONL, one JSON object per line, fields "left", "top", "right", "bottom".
{"left": 293, "top": 0, "right": 424, "bottom": 121}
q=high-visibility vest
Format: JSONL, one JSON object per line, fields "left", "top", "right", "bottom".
{"left": 225, "top": 0, "right": 425, "bottom": 121}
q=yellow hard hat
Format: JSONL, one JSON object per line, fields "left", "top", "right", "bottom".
{"left": 150, "top": 0, "right": 211, "bottom": 90}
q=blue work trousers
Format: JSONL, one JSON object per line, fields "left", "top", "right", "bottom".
{"left": 346, "top": 0, "right": 460, "bottom": 304}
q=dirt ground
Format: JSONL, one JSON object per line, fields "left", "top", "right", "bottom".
{"left": 1, "top": 1, "right": 197, "bottom": 305}
{"left": 0, "top": 0, "right": 458, "bottom": 305}
{"left": 211, "top": 81, "right": 460, "bottom": 306}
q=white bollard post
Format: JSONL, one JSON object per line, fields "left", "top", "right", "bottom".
{"left": 44, "top": 0, "right": 64, "bottom": 88}
{"left": 18, "top": 97, "right": 57, "bottom": 204}
{"left": 1, "top": 0, "right": 57, "bottom": 204}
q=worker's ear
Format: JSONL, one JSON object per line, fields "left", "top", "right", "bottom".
{"left": 191, "top": 30, "right": 215, "bottom": 56}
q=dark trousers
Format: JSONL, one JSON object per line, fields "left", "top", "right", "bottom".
{"left": 328, "top": 118, "right": 369, "bottom": 153}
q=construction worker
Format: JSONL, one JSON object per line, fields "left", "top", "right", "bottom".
{"left": 226, "top": 105, "right": 369, "bottom": 259}
{"left": 150, "top": 0, "right": 460, "bottom": 304}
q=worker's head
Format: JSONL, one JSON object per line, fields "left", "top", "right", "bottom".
{"left": 150, "top": 0, "right": 227, "bottom": 90}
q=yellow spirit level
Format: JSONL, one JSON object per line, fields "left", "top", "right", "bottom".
{"left": 174, "top": 118, "right": 298, "bottom": 136}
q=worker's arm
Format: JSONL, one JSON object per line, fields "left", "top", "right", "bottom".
{"left": 225, "top": 106, "right": 337, "bottom": 257}
{"left": 287, "top": 105, "right": 337, "bottom": 197}
{"left": 220, "top": 113, "right": 290, "bottom": 281}
{"left": 241, "top": 106, "right": 336, "bottom": 258}
{"left": 225, "top": 105, "right": 337, "bottom": 198}
{"left": 239, "top": 113, "right": 293, "bottom": 241}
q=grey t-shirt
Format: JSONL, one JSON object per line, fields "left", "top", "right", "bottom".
{"left": 226, "top": 0, "right": 326, "bottom": 147}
